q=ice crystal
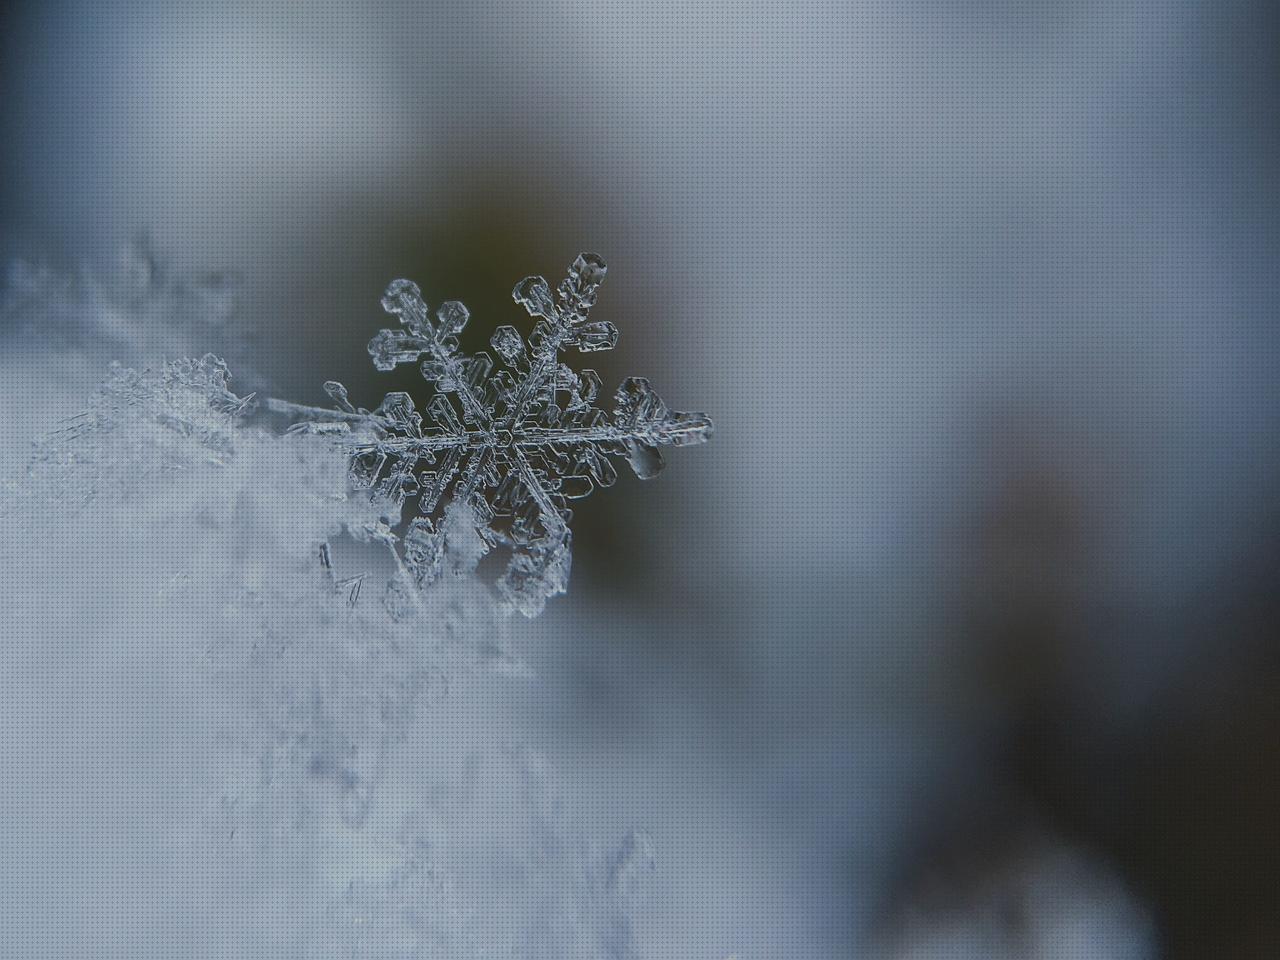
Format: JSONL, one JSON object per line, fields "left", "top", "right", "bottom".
{"left": 273, "top": 253, "right": 712, "bottom": 616}
{"left": 24, "top": 354, "right": 255, "bottom": 508}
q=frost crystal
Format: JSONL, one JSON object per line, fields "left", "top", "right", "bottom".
{"left": 276, "top": 253, "right": 712, "bottom": 616}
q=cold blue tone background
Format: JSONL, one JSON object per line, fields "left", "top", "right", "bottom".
{"left": 2, "top": 1, "right": 1278, "bottom": 957}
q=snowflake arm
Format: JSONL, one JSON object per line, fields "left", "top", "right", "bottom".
{"left": 373, "top": 281, "right": 495, "bottom": 431}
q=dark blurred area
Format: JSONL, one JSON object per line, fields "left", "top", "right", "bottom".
{"left": 3, "top": 1, "right": 1279, "bottom": 956}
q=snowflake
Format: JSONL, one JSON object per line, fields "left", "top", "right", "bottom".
{"left": 276, "top": 253, "right": 712, "bottom": 616}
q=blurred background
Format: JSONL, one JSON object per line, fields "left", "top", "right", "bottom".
{"left": 2, "top": 0, "right": 1278, "bottom": 957}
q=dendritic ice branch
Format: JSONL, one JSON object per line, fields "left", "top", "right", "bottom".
{"left": 270, "top": 254, "right": 712, "bottom": 617}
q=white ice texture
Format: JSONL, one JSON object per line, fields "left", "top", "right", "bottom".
{"left": 270, "top": 253, "right": 713, "bottom": 617}
{"left": 0, "top": 237, "right": 253, "bottom": 455}
{"left": 2, "top": 343, "right": 653, "bottom": 957}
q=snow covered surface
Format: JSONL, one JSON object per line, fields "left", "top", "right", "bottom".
{"left": 0, "top": 277, "right": 655, "bottom": 957}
